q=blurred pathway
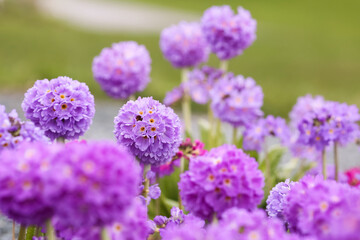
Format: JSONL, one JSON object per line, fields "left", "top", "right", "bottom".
{"left": 36, "top": 0, "right": 200, "bottom": 33}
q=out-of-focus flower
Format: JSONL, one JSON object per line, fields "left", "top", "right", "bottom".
{"left": 201, "top": 6, "right": 257, "bottom": 60}
{"left": 307, "top": 164, "right": 347, "bottom": 182}
{"left": 114, "top": 97, "right": 182, "bottom": 166}
{"left": 22, "top": 76, "right": 95, "bottom": 141}
{"left": 210, "top": 73, "right": 263, "bottom": 127}
{"left": 163, "top": 85, "right": 184, "bottom": 106}
{"left": 92, "top": 41, "right": 151, "bottom": 99}
{"left": 179, "top": 144, "right": 264, "bottom": 221}
{"left": 0, "top": 105, "right": 47, "bottom": 151}
{"left": 345, "top": 167, "right": 360, "bottom": 187}
{"left": 243, "top": 115, "right": 291, "bottom": 152}
{"left": 160, "top": 22, "right": 209, "bottom": 68}
{"left": 266, "top": 179, "right": 295, "bottom": 220}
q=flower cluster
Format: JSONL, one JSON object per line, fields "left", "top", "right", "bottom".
{"left": 307, "top": 164, "right": 347, "bottom": 182}
{"left": 92, "top": 41, "right": 151, "bottom": 99}
{"left": 297, "top": 101, "right": 360, "bottom": 150}
{"left": 179, "top": 144, "right": 264, "bottom": 220}
{"left": 206, "top": 208, "right": 292, "bottom": 240}
{"left": 201, "top": 6, "right": 257, "bottom": 60}
{"left": 22, "top": 76, "right": 95, "bottom": 141}
{"left": 0, "top": 105, "right": 47, "bottom": 151}
{"left": 164, "top": 66, "right": 223, "bottom": 106}
{"left": 114, "top": 97, "right": 182, "bottom": 166}
{"left": 266, "top": 179, "right": 295, "bottom": 220}
{"left": 345, "top": 167, "right": 360, "bottom": 187}
{"left": 160, "top": 22, "right": 209, "bottom": 68}
{"left": 210, "top": 73, "right": 263, "bottom": 127}
{"left": 284, "top": 175, "right": 360, "bottom": 239}
{"left": 243, "top": 115, "right": 291, "bottom": 152}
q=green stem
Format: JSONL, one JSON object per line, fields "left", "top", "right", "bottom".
{"left": 215, "top": 119, "right": 221, "bottom": 147}
{"left": 12, "top": 221, "right": 15, "bottom": 240}
{"left": 34, "top": 227, "right": 41, "bottom": 237}
{"left": 45, "top": 220, "right": 55, "bottom": 240}
{"left": 25, "top": 226, "right": 36, "bottom": 240}
{"left": 178, "top": 157, "right": 186, "bottom": 210}
{"left": 212, "top": 213, "right": 218, "bottom": 224}
{"left": 18, "top": 225, "right": 26, "bottom": 240}
{"left": 56, "top": 137, "right": 65, "bottom": 143}
{"left": 334, "top": 142, "right": 339, "bottom": 181}
{"left": 220, "top": 60, "right": 228, "bottom": 72}
{"left": 155, "top": 174, "right": 160, "bottom": 215}
{"left": 101, "top": 228, "right": 110, "bottom": 240}
{"left": 129, "top": 94, "right": 136, "bottom": 101}
{"left": 322, "top": 149, "right": 327, "bottom": 180}
{"left": 181, "top": 68, "right": 192, "bottom": 135}
{"left": 232, "top": 127, "right": 238, "bottom": 145}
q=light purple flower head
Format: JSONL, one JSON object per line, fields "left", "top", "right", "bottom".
{"left": 163, "top": 85, "right": 184, "bottom": 106}
{"left": 179, "top": 144, "right": 264, "bottom": 221}
{"left": 243, "top": 115, "right": 291, "bottom": 152}
{"left": 160, "top": 21, "right": 209, "bottom": 68}
{"left": 205, "top": 208, "right": 290, "bottom": 240}
{"left": 92, "top": 41, "right": 151, "bottom": 99}
{"left": 266, "top": 179, "right": 295, "bottom": 220}
{"left": 284, "top": 175, "right": 360, "bottom": 239}
{"left": 0, "top": 142, "right": 61, "bottom": 225}
{"left": 22, "top": 76, "right": 95, "bottom": 141}
{"left": 114, "top": 97, "right": 182, "bottom": 166}
{"left": 201, "top": 6, "right": 257, "bottom": 60}
{"left": 210, "top": 73, "right": 263, "bottom": 127}
{"left": 307, "top": 164, "right": 347, "bottom": 182}
{"left": 50, "top": 141, "right": 141, "bottom": 228}
{"left": 0, "top": 105, "right": 48, "bottom": 151}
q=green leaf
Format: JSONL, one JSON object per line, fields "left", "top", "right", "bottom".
{"left": 259, "top": 146, "right": 286, "bottom": 172}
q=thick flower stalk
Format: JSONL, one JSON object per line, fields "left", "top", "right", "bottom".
{"left": 92, "top": 41, "right": 151, "bottom": 99}
{"left": 22, "top": 76, "right": 95, "bottom": 141}
{"left": 201, "top": 5, "right": 257, "bottom": 60}
{"left": 179, "top": 144, "right": 264, "bottom": 221}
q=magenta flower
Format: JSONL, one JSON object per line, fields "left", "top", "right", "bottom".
{"left": 201, "top": 5, "right": 257, "bottom": 60}
{"left": 92, "top": 41, "right": 151, "bottom": 99}
{"left": 210, "top": 73, "right": 263, "bottom": 127}
{"left": 179, "top": 144, "right": 264, "bottom": 221}
{"left": 114, "top": 97, "right": 182, "bottom": 166}
{"left": 22, "top": 76, "right": 95, "bottom": 141}
{"left": 160, "top": 21, "right": 209, "bottom": 68}
{"left": 345, "top": 167, "right": 360, "bottom": 187}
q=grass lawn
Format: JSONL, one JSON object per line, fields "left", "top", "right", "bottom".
{"left": 1, "top": 1, "right": 360, "bottom": 117}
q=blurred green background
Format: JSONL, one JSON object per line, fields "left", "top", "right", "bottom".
{"left": 0, "top": 0, "right": 359, "bottom": 117}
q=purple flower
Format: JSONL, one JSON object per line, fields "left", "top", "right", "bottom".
{"left": 284, "top": 175, "right": 360, "bottom": 239}
{"left": 179, "top": 144, "right": 264, "bottom": 221}
{"left": 0, "top": 142, "right": 61, "bottom": 225}
{"left": 266, "top": 179, "right": 295, "bottom": 220}
{"left": 289, "top": 141, "right": 322, "bottom": 162}
{"left": 0, "top": 105, "right": 48, "bottom": 151}
{"left": 50, "top": 141, "right": 141, "bottom": 228}
{"left": 205, "top": 208, "right": 291, "bottom": 240}
{"left": 163, "top": 85, "right": 184, "bottom": 106}
{"left": 160, "top": 21, "right": 209, "bottom": 68}
{"left": 114, "top": 97, "right": 182, "bottom": 166}
{"left": 201, "top": 6, "right": 257, "bottom": 60}
{"left": 243, "top": 115, "right": 291, "bottom": 152}
{"left": 22, "top": 76, "right": 95, "bottom": 141}
{"left": 210, "top": 73, "right": 263, "bottom": 127}
{"left": 307, "top": 164, "right": 347, "bottom": 182}
{"left": 92, "top": 41, "right": 151, "bottom": 99}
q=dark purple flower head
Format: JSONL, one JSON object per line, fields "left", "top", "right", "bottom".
{"left": 284, "top": 175, "right": 360, "bottom": 239}
{"left": 50, "top": 141, "right": 141, "bottom": 228}
{"left": 22, "top": 76, "right": 95, "bottom": 141}
{"left": 179, "top": 144, "right": 264, "bottom": 221}
{"left": 266, "top": 179, "right": 295, "bottom": 220}
{"left": 160, "top": 21, "right": 209, "bottom": 68}
{"left": 206, "top": 208, "right": 290, "bottom": 240}
{"left": 0, "top": 105, "right": 48, "bottom": 151}
{"left": 114, "top": 97, "right": 182, "bottom": 166}
{"left": 0, "top": 142, "right": 61, "bottom": 225}
{"left": 210, "top": 73, "right": 263, "bottom": 127}
{"left": 201, "top": 6, "right": 257, "bottom": 60}
{"left": 92, "top": 41, "right": 151, "bottom": 99}
{"left": 243, "top": 115, "right": 291, "bottom": 152}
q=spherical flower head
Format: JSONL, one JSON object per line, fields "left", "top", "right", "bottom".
{"left": 345, "top": 167, "right": 360, "bottom": 187}
{"left": 160, "top": 21, "right": 209, "bottom": 68}
{"left": 22, "top": 76, "right": 95, "bottom": 141}
{"left": 289, "top": 141, "right": 322, "bottom": 162}
{"left": 243, "top": 115, "right": 291, "bottom": 152}
{"left": 50, "top": 141, "right": 141, "bottom": 228}
{"left": 205, "top": 208, "right": 290, "bottom": 240}
{"left": 201, "top": 5, "right": 257, "bottom": 60}
{"left": 307, "top": 164, "right": 347, "bottom": 182}
{"left": 114, "top": 97, "right": 182, "bottom": 166}
{"left": 179, "top": 144, "right": 264, "bottom": 221}
{"left": 92, "top": 41, "right": 151, "bottom": 99}
{"left": 284, "top": 175, "right": 360, "bottom": 239}
{"left": 266, "top": 179, "right": 295, "bottom": 220}
{"left": 210, "top": 73, "right": 263, "bottom": 127}
{"left": 0, "top": 105, "right": 48, "bottom": 151}
{"left": 0, "top": 142, "right": 61, "bottom": 225}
